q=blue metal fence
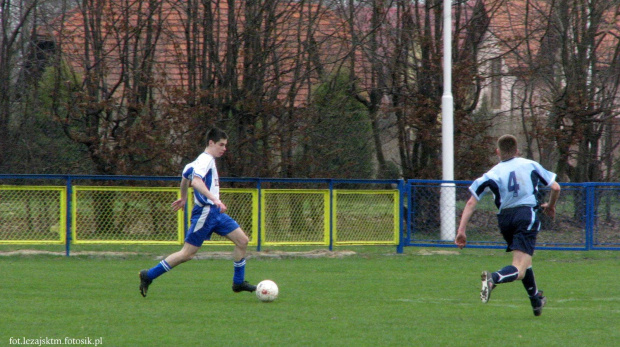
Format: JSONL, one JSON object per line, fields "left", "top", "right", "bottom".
{"left": 0, "top": 175, "right": 405, "bottom": 254}
{"left": 405, "top": 179, "right": 620, "bottom": 251}
{"left": 1, "top": 175, "right": 618, "bottom": 254}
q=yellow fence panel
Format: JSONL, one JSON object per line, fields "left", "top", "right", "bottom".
{"left": 187, "top": 188, "right": 259, "bottom": 246}
{"left": 334, "top": 190, "right": 399, "bottom": 245}
{"left": 261, "top": 189, "right": 330, "bottom": 245}
{"left": 72, "top": 186, "right": 183, "bottom": 244}
{"left": 1, "top": 182, "right": 400, "bottom": 248}
{"left": 0, "top": 186, "right": 66, "bottom": 244}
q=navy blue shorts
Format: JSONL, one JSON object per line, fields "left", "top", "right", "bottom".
{"left": 496, "top": 206, "right": 540, "bottom": 256}
{"left": 185, "top": 205, "right": 240, "bottom": 247}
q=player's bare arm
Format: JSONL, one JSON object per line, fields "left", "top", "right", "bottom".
{"left": 455, "top": 196, "right": 478, "bottom": 249}
{"left": 541, "top": 181, "right": 561, "bottom": 219}
{"left": 171, "top": 177, "right": 191, "bottom": 212}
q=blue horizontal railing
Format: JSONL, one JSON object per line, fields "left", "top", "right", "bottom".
{"left": 1, "top": 175, "right": 618, "bottom": 255}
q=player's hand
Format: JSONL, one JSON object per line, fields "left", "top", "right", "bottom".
{"left": 541, "top": 203, "right": 556, "bottom": 219}
{"left": 213, "top": 199, "right": 227, "bottom": 212}
{"left": 455, "top": 232, "right": 467, "bottom": 249}
{"left": 171, "top": 198, "right": 186, "bottom": 212}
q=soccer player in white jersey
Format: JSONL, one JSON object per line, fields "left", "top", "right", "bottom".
{"left": 455, "top": 134, "right": 561, "bottom": 316}
{"left": 139, "top": 127, "right": 256, "bottom": 297}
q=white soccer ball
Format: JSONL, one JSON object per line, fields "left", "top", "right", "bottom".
{"left": 256, "top": 280, "right": 278, "bottom": 302}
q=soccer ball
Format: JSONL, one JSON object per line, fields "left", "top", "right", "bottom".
{"left": 256, "top": 280, "right": 278, "bottom": 302}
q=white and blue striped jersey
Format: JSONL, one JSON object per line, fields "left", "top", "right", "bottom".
{"left": 182, "top": 152, "right": 220, "bottom": 206}
{"left": 469, "top": 157, "right": 556, "bottom": 212}
{"left": 181, "top": 163, "right": 194, "bottom": 180}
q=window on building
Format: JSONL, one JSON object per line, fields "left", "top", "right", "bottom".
{"left": 490, "top": 58, "right": 502, "bottom": 109}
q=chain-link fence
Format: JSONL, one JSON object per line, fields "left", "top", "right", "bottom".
{"left": 262, "top": 189, "right": 328, "bottom": 245}
{"left": 0, "top": 176, "right": 402, "bottom": 252}
{"left": 2, "top": 175, "right": 619, "bottom": 253}
{"left": 0, "top": 186, "right": 66, "bottom": 243}
{"left": 198, "top": 188, "right": 258, "bottom": 245}
{"left": 334, "top": 190, "right": 398, "bottom": 244}
{"left": 405, "top": 180, "right": 620, "bottom": 251}
{"left": 585, "top": 183, "right": 620, "bottom": 249}
{"left": 73, "top": 186, "right": 182, "bottom": 244}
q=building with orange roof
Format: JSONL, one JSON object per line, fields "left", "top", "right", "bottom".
{"left": 33, "top": 0, "right": 620, "bottom": 179}
{"left": 38, "top": 0, "right": 358, "bottom": 108}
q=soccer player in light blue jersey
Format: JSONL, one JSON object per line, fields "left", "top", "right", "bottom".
{"left": 455, "top": 134, "right": 561, "bottom": 316}
{"left": 139, "top": 127, "right": 256, "bottom": 297}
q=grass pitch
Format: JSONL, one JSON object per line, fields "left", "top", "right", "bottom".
{"left": 0, "top": 246, "right": 618, "bottom": 346}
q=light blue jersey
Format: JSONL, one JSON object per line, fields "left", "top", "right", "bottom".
{"left": 469, "top": 157, "right": 556, "bottom": 212}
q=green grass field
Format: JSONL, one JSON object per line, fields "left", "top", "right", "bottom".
{"left": 0, "top": 246, "right": 618, "bottom": 346}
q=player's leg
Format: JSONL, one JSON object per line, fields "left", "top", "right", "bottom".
{"left": 522, "top": 266, "right": 538, "bottom": 297}
{"left": 481, "top": 219, "right": 517, "bottom": 303}
{"left": 481, "top": 260, "right": 521, "bottom": 303}
{"left": 225, "top": 227, "right": 256, "bottom": 292}
{"left": 164, "top": 242, "right": 201, "bottom": 267}
{"left": 139, "top": 205, "right": 212, "bottom": 297}
{"left": 481, "top": 237, "right": 533, "bottom": 301}
{"left": 515, "top": 253, "right": 546, "bottom": 316}
{"left": 516, "top": 255, "right": 546, "bottom": 315}
{"left": 523, "top": 266, "right": 546, "bottom": 316}
{"left": 505, "top": 211, "right": 546, "bottom": 315}
{"left": 510, "top": 221, "right": 546, "bottom": 315}
{"left": 511, "top": 249, "right": 532, "bottom": 279}
{"left": 139, "top": 243, "right": 200, "bottom": 297}
{"left": 148, "top": 242, "right": 200, "bottom": 281}
{"left": 482, "top": 211, "right": 521, "bottom": 303}
{"left": 486, "top": 208, "right": 538, "bottom": 289}
{"left": 226, "top": 227, "right": 249, "bottom": 262}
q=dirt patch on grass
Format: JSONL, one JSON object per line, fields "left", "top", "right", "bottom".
{"left": 0, "top": 250, "right": 140, "bottom": 257}
{"left": 416, "top": 249, "right": 460, "bottom": 256}
{"left": 189, "top": 249, "right": 357, "bottom": 260}
{"left": 0, "top": 249, "right": 357, "bottom": 259}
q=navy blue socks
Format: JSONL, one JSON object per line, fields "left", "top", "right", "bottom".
{"left": 522, "top": 267, "right": 538, "bottom": 297}
{"left": 492, "top": 265, "right": 519, "bottom": 284}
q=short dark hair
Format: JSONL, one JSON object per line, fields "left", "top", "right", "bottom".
{"left": 206, "top": 127, "right": 228, "bottom": 144}
{"left": 497, "top": 134, "right": 518, "bottom": 157}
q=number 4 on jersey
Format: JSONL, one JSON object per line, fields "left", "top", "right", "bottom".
{"left": 508, "top": 171, "right": 520, "bottom": 197}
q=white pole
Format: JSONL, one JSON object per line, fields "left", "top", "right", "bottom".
{"left": 440, "top": 0, "right": 456, "bottom": 241}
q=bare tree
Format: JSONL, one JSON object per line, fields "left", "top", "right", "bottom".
{"left": 37, "top": 0, "right": 181, "bottom": 175}
{"left": 496, "top": 0, "right": 620, "bottom": 182}
{"left": 337, "top": 0, "right": 501, "bottom": 179}
{"left": 0, "top": 0, "right": 38, "bottom": 170}
{"left": 166, "top": 0, "right": 355, "bottom": 177}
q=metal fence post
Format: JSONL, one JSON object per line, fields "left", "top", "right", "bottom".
{"left": 65, "top": 176, "right": 72, "bottom": 257}
{"left": 328, "top": 179, "right": 334, "bottom": 252}
{"left": 256, "top": 179, "right": 262, "bottom": 252}
{"left": 407, "top": 181, "right": 414, "bottom": 245}
{"left": 397, "top": 179, "right": 405, "bottom": 254}
{"left": 585, "top": 183, "right": 595, "bottom": 250}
